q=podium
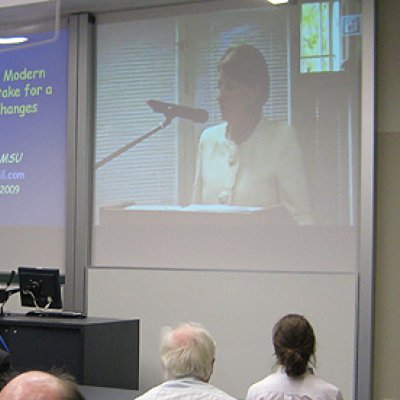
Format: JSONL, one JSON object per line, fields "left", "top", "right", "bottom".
{"left": 93, "top": 204, "right": 300, "bottom": 269}
{"left": 0, "top": 315, "right": 139, "bottom": 390}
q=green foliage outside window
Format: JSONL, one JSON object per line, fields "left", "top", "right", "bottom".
{"left": 301, "top": 1, "right": 341, "bottom": 73}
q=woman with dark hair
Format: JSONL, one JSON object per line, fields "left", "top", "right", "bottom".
{"left": 192, "top": 44, "right": 313, "bottom": 224}
{"left": 246, "top": 314, "right": 343, "bottom": 400}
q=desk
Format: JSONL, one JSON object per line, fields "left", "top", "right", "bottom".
{"left": 0, "top": 315, "right": 139, "bottom": 390}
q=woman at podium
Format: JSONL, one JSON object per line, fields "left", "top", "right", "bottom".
{"left": 192, "top": 44, "right": 313, "bottom": 225}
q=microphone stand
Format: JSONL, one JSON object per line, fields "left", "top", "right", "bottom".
{"left": 95, "top": 117, "right": 172, "bottom": 170}
{"left": 0, "top": 271, "right": 20, "bottom": 317}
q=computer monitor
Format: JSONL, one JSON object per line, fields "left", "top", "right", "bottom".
{"left": 18, "top": 266, "right": 62, "bottom": 310}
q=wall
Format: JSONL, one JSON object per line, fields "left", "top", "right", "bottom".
{"left": 374, "top": 1, "right": 400, "bottom": 399}
{"left": 88, "top": 269, "right": 356, "bottom": 399}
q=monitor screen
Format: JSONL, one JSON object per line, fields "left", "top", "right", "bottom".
{"left": 18, "top": 266, "right": 62, "bottom": 310}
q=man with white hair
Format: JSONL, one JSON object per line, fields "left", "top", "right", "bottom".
{"left": 136, "top": 322, "right": 236, "bottom": 400}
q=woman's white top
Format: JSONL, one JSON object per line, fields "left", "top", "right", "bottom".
{"left": 192, "top": 118, "right": 313, "bottom": 224}
{"left": 245, "top": 368, "right": 343, "bottom": 400}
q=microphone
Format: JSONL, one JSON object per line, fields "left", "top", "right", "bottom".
{"left": 0, "top": 270, "right": 18, "bottom": 305}
{"left": 147, "top": 100, "right": 209, "bottom": 123}
{"left": 5, "top": 270, "right": 15, "bottom": 290}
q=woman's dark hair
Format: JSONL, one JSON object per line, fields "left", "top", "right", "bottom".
{"left": 273, "top": 314, "right": 316, "bottom": 378}
{"left": 218, "top": 44, "right": 270, "bottom": 107}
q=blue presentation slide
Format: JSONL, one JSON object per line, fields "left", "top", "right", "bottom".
{"left": 0, "top": 30, "right": 68, "bottom": 226}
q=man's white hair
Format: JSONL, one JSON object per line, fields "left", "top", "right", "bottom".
{"left": 160, "top": 322, "right": 216, "bottom": 381}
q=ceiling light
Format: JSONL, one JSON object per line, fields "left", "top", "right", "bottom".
{"left": 0, "top": 36, "right": 28, "bottom": 44}
{"left": 0, "top": 0, "right": 59, "bottom": 52}
{"left": 267, "top": 0, "right": 290, "bottom": 4}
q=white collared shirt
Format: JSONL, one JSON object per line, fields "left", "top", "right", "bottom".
{"left": 192, "top": 118, "right": 313, "bottom": 225}
{"left": 135, "top": 377, "right": 237, "bottom": 400}
{"left": 245, "top": 368, "right": 343, "bottom": 400}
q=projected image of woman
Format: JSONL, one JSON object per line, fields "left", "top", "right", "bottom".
{"left": 192, "top": 44, "right": 313, "bottom": 224}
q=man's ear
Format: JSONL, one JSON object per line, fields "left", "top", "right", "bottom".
{"left": 208, "top": 357, "right": 215, "bottom": 381}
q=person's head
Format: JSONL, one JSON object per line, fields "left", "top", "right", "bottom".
{"left": 217, "top": 44, "right": 269, "bottom": 124}
{"left": 0, "top": 370, "right": 85, "bottom": 400}
{"left": 272, "top": 314, "right": 316, "bottom": 378}
{"left": 160, "top": 322, "right": 216, "bottom": 382}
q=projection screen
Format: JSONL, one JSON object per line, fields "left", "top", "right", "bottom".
{"left": 92, "top": 0, "right": 364, "bottom": 273}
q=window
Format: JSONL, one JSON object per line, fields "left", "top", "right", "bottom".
{"left": 300, "top": 1, "right": 341, "bottom": 73}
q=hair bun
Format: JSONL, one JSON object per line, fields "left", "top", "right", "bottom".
{"left": 284, "top": 350, "right": 307, "bottom": 377}
{"left": 272, "top": 314, "right": 316, "bottom": 378}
